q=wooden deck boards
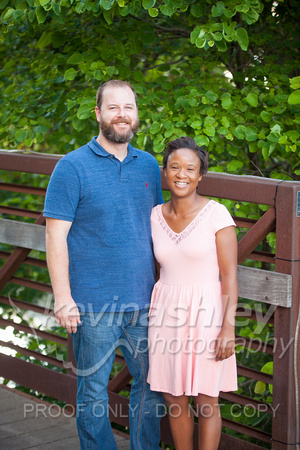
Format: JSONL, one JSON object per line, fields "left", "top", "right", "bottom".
{"left": 0, "top": 385, "right": 130, "bottom": 449}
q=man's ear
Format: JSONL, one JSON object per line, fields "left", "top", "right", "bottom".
{"left": 95, "top": 106, "right": 101, "bottom": 123}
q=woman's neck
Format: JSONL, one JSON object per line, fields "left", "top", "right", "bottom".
{"left": 167, "top": 194, "right": 203, "bottom": 217}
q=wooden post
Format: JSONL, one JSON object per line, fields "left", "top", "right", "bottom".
{"left": 272, "top": 183, "right": 300, "bottom": 449}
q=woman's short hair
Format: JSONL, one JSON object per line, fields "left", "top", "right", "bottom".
{"left": 163, "top": 137, "right": 209, "bottom": 174}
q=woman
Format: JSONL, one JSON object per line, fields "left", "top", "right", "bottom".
{"left": 148, "top": 137, "right": 238, "bottom": 450}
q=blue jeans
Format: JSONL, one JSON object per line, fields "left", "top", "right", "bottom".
{"left": 72, "top": 308, "right": 163, "bottom": 450}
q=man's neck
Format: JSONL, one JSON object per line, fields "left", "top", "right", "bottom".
{"left": 96, "top": 134, "right": 128, "bottom": 162}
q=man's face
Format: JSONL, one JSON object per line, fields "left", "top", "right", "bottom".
{"left": 95, "top": 86, "right": 139, "bottom": 144}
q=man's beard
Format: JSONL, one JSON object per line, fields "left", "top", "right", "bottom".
{"left": 100, "top": 118, "right": 139, "bottom": 144}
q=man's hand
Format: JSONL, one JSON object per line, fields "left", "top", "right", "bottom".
{"left": 214, "top": 328, "right": 235, "bottom": 361}
{"left": 54, "top": 297, "right": 81, "bottom": 333}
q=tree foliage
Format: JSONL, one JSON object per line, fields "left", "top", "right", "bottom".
{"left": 0, "top": 0, "right": 299, "bottom": 179}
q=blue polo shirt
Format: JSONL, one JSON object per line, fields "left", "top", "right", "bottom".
{"left": 44, "top": 137, "right": 163, "bottom": 312}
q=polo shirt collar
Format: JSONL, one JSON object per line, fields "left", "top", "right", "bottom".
{"left": 88, "top": 136, "right": 138, "bottom": 159}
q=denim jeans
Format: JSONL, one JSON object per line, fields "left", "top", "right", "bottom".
{"left": 72, "top": 308, "right": 163, "bottom": 450}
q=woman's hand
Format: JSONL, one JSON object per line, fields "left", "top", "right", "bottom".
{"left": 215, "top": 328, "right": 235, "bottom": 361}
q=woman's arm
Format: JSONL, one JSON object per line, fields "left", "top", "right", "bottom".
{"left": 215, "top": 226, "right": 238, "bottom": 361}
{"left": 154, "top": 257, "right": 160, "bottom": 282}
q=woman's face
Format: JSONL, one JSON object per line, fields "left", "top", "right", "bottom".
{"left": 164, "top": 148, "right": 202, "bottom": 197}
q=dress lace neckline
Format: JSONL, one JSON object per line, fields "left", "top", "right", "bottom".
{"left": 156, "top": 200, "right": 215, "bottom": 244}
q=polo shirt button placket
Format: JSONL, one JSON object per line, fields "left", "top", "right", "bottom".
{"left": 120, "top": 159, "right": 129, "bottom": 182}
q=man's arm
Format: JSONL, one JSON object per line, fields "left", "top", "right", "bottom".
{"left": 46, "top": 217, "right": 81, "bottom": 333}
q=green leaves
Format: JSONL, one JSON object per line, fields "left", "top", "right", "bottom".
{"left": 245, "top": 126, "right": 258, "bottom": 142}
{"left": 211, "top": 1, "right": 223, "bottom": 17}
{"left": 64, "top": 68, "right": 78, "bottom": 81}
{"left": 236, "top": 27, "right": 249, "bottom": 51}
{"left": 246, "top": 93, "right": 258, "bottom": 107}
{"left": 289, "top": 76, "right": 300, "bottom": 90}
{"left": 195, "top": 135, "right": 209, "bottom": 146}
{"left": 142, "top": 0, "right": 156, "bottom": 9}
{"left": 190, "top": 26, "right": 204, "bottom": 45}
{"left": 3, "top": 7, "right": 14, "bottom": 20}
{"left": 100, "top": 0, "right": 114, "bottom": 11}
{"left": 260, "top": 111, "right": 272, "bottom": 122}
{"left": 36, "top": 6, "right": 47, "bottom": 23}
{"left": 160, "top": 3, "right": 175, "bottom": 16}
{"left": 234, "top": 125, "right": 246, "bottom": 139}
{"left": 148, "top": 7, "right": 158, "bottom": 17}
{"left": 288, "top": 90, "right": 300, "bottom": 105}
{"left": 190, "top": 3, "right": 203, "bottom": 18}
{"left": 221, "top": 93, "right": 232, "bottom": 110}
{"left": 39, "top": 0, "right": 51, "bottom": 7}
{"left": 15, "top": 129, "right": 28, "bottom": 143}
{"left": 288, "top": 77, "right": 300, "bottom": 105}
{"left": 77, "top": 100, "right": 94, "bottom": 120}
{"left": 150, "top": 122, "right": 161, "bottom": 135}
{"left": 254, "top": 362, "right": 273, "bottom": 395}
{"left": 254, "top": 380, "right": 266, "bottom": 395}
{"left": 190, "top": 120, "right": 202, "bottom": 129}
{"left": 227, "top": 159, "right": 244, "bottom": 171}
{"left": 190, "top": 20, "right": 249, "bottom": 52}
{"left": 67, "top": 53, "right": 84, "bottom": 64}
{"left": 0, "top": 0, "right": 298, "bottom": 182}
{"left": 211, "top": 0, "right": 261, "bottom": 26}
{"left": 36, "top": 31, "right": 53, "bottom": 49}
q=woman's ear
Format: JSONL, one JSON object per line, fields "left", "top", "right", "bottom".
{"left": 198, "top": 173, "right": 202, "bottom": 182}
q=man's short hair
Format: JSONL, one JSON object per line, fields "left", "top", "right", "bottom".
{"left": 96, "top": 80, "right": 138, "bottom": 110}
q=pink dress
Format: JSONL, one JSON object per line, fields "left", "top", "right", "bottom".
{"left": 147, "top": 200, "right": 237, "bottom": 397}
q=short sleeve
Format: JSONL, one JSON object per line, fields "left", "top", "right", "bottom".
{"left": 212, "top": 202, "right": 236, "bottom": 234}
{"left": 43, "top": 158, "right": 80, "bottom": 222}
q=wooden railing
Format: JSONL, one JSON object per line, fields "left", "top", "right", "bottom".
{"left": 0, "top": 149, "right": 299, "bottom": 449}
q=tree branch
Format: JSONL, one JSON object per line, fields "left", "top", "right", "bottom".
{"left": 129, "top": 14, "right": 190, "bottom": 37}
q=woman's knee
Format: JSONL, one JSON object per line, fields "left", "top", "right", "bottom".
{"left": 193, "top": 394, "right": 219, "bottom": 418}
{"left": 163, "top": 393, "right": 190, "bottom": 415}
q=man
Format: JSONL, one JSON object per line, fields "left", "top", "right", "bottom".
{"left": 44, "top": 80, "right": 164, "bottom": 449}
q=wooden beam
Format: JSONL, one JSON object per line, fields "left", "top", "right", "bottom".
{"left": 0, "top": 250, "right": 48, "bottom": 268}
{"left": 0, "top": 182, "right": 47, "bottom": 196}
{"left": 0, "top": 218, "right": 292, "bottom": 306}
{"left": 0, "top": 218, "right": 46, "bottom": 251}
{"left": 220, "top": 391, "right": 273, "bottom": 414}
{"left": 0, "top": 294, "right": 52, "bottom": 316}
{"left": 237, "top": 265, "right": 292, "bottom": 307}
{"left": 0, "top": 215, "right": 45, "bottom": 291}
{"left": 237, "top": 207, "right": 276, "bottom": 264}
{"left": 0, "top": 206, "right": 42, "bottom": 219}
{"left": 219, "top": 433, "right": 267, "bottom": 450}
{"left": 0, "top": 150, "right": 61, "bottom": 175}
{"left": 0, "top": 340, "right": 65, "bottom": 368}
{"left": 162, "top": 168, "right": 293, "bottom": 206}
{"left": 222, "top": 418, "right": 271, "bottom": 444}
{"left": 0, "top": 317, "right": 66, "bottom": 345}
{"left": 0, "top": 353, "right": 76, "bottom": 405}
{"left": 237, "top": 365, "right": 272, "bottom": 384}
{"left": 108, "top": 365, "right": 132, "bottom": 393}
{"left": 10, "top": 276, "right": 52, "bottom": 293}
